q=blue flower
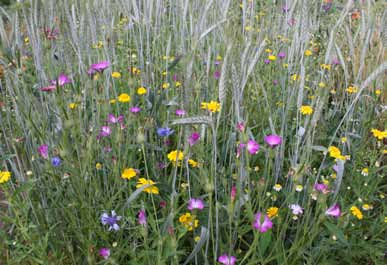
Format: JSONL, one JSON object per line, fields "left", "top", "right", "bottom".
{"left": 101, "top": 210, "right": 122, "bottom": 231}
{"left": 51, "top": 156, "right": 61, "bottom": 167}
{"left": 157, "top": 127, "right": 174, "bottom": 137}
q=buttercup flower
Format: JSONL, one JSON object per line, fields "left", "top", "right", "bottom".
{"left": 121, "top": 168, "right": 137, "bottom": 180}
{"left": 350, "top": 206, "right": 363, "bottom": 220}
{"left": 201, "top": 100, "right": 221, "bottom": 113}
{"left": 179, "top": 212, "right": 199, "bottom": 231}
{"left": 118, "top": 93, "right": 130, "bottom": 103}
{"left": 300, "top": 105, "right": 313, "bottom": 115}
{"left": 101, "top": 210, "right": 122, "bottom": 231}
{"left": 167, "top": 150, "right": 184, "bottom": 163}
{"left": 137, "top": 87, "right": 147, "bottom": 95}
{"left": 253, "top": 212, "right": 273, "bottom": 233}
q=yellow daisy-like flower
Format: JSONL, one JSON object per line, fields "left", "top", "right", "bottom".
{"left": 318, "top": 82, "right": 326, "bottom": 88}
{"left": 216, "top": 55, "right": 222, "bottom": 61}
{"left": 167, "top": 150, "right": 184, "bottom": 163}
{"left": 162, "top": 83, "right": 170, "bottom": 89}
{"left": 188, "top": 159, "right": 199, "bottom": 168}
{"left": 137, "top": 87, "right": 147, "bottom": 95}
{"left": 295, "top": 185, "right": 303, "bottom": 192}
{"left": 201, "top": 100, "right": 221, "bottom": 113}
{"left": 371, "top": 129, "right": 387, "bottom": 140}
{"left": 110, "top": 99, "right": 117, "bottom": 104}
{"left": 118, "top": 93, "right": 131, "bottom": 102}
{"left": 350, "top": 206, "right": 363, "bottom": 220}
{"left": 375, "top": 89, "right": 381, "bottom": 96}
{"left": 300, "top": 105, "right": 313, "bottom": 115}
{"left": 121, "top": 168, "right": 137, "bottom": 180}
{"left": 0, "top": 171, "right": 11, "bottom": 184}
{"left": 136, "top": 178, "right": 159, "bottom": 194}
{"left": 175, "top": 81, "right": 182, "bottom": 87}
{"left": 362, "top": 204, "right": 372, "bottom": 211}
{"left": 68, "top": 103, "right": 77, "bottom": 109}
{"left": 95, "top": 163, "right": 102, "bottom": 170}
{"left": 273, "top": 184, "right": 282, "bottom": 191}
{"left": 384, "top": 217, "right": 387, "bottom": 223}
{"left": 268, "top": 55, "right": 277, "bottom": 61}
{"left": 305, "top": 49, "right": 313, "bottom": 56}
{"left": 328, "top": 146, "right": 346, "bottom": 160}
{"left": 346, "top": 86, "right": 358, "bottom": 94}
{"left": 341, "top": 137, "right": 347, "bottom": 143}
{"left": 291, "top": 74, "right": 300, "bottom": 81}
{"left": 265, "top": 49, "right": 273, "bottom": 53}
{"left": 267, "top": 207, "right": 279, "bottom": 218}
{"left": 111, "top": 72, "right": 121, "bottom": 78}
{"left": 178, "top": 212, "right": 199, "bottom": 231}
{"left": 320, "top": 64, "right": 331, "bottom": 71}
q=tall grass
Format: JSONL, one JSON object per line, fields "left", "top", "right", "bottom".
{"left": 0, "top": 0, "right": 386, "bottom": 264}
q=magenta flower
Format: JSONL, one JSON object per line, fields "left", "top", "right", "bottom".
{"left": 278, "top": 52, "right": 286, "bottom": 59}
{"left": 218, "top": 254, "right": 237, "bottom": 265}
{"left": 51, "top": 73, "right": 71, "bottom": 86}
{"left": 314, "top": 183, "right": 329, "bottom": 194}
{"left": 88, "top": 61, "right": 110, "bottom": 75}
{"left": 332, "top": 58, "right": 340, "bottom": 65}
{"left": 214, "top": 70, "right": 221, "bottom": 79}
{"left": 107, "top": 114, "right": 123, "bottom": 124}
{"left": 138, "top": 209, "right": 147, "bottom": 225}
{"left": 247, "top": 140, "right": 260, "bottom": 154}
{"left": 253, "top": 212, "right": 273, "bottom": 233}
{"left": 236, "top": 122, "right": 245, "bottom": 132}
{"left": 187, "top": 198, "right": 204, "bottom": 211}
{"left": 175, "top": 109, "right": 186, "bottom": 116}
{"left": 326, "top": 203, "right": 341, "bottom": 218}
{"left": 264, "top": 59, "right": 270, "bottom": 64}
{"left": 231, "top": 186, "right": 237, "bottom": 201}
{"left": 264, "top": 134, "right": 282, "bottom": 147}
{"left": 38, "top": 144, "right": 49, "bottom": 159}
{"left": 99, "top": 248, "right": 110, "bottom": 259}
{"left": 130, "top": 106, "right": 141, "bottom": 113}
{"left": 188, "top": 132, "right": 200, "bottom": 146}
{"left": 99, "top": 126, "right": 112, "bottom": 137}
{"left": 40, "top": 85, "right": 57, "bottom": 92}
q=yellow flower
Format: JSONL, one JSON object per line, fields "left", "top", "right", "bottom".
{"left": 346, "top": 86, "right": 358, "bottom": 94}
{"left": 162, "top": 71, "right": 168, "bottom": 76}
{"left": 175, "top": 81, "right": 182, "bottom": 87}
{"left": 384, "top": 217, "right": 387, "bottom": 223}
{"left": 136, "top": 178, "right": 159, "bottom": 194}
{"left": 68, "top": 103, "right": 77, "bottom": 109}
{"left": 361, "top": 168, "right": 369, "bottom": 176}
{"left": 0, "top": 171, "right": 11, "bottom": 184}
{"left": 112, "top": 72, "right": 121, "bottom": 78}
{"left": 291, "top": 74, "right": 300, "bottom": 81}
{"left": 121, "top": 168, "right": 137, "bottom": 180}
{"left": 95, "top": 163, "right": 102, "bottom": 170}
{"left": 137, "top": 87, "right": 147, "bottom": 95}
{"left": 273, "top": 184, "right": 282, "bottom": 191}
{"left": 201, "top": 100, "right": 221, "bottom": 113}
{"left": 265, "top": 49, "right": 272, "bottom": 53}
{"left": 245, "top": 26, "right": 252, "bottom": 31}
{"left": 375, "top": 89, "right": 381, "bottom": 96}
{"left": 328, "top": 146, "right": 346, "bottom": 160}
{"left": 92, "top": 41, "right": 104, "bottom": 49}
{"left": 24, "top": 37, "right": 29, "bottom": 44}
{"left": 194, "top": 236, "right": 201, "bottom": 242}
{"left": 320, "top": 64, "right": 331, "bottom": 71}
{"left": 371, "top": 129, "right": 387, "bottom": 140}
{"left": 267, "top": 207, "right": 279, "bottom": 218}
{"left": 167, "top": 150, "right": 184, "bottom": 163}
{"left": 188, "top": 159, "right": 198, "bottom": 168}
{"left": 179, "top": 212, "right": 199, "bottom": 231}
{"left": 300, "top": 105, "right": 313, "bottom": 115}
{"left": 295, "top": 185, "right": 303, "bottom": 192}
{"left": 341, "top": 137, "right": 347, "bottom": 143}
{"left": 318, "top": 82, "right": 326, "bottom": 88}
{"left": 216, "top": 55, "right": 222, "bottom": 61}
{"left": 305, "top": 49, "right": 313, "bottom": 56}
{"left": 350, "top": 206, "right": 363, "bottom": 220}
{"left": 330, "top": 89, "right": 336, "bottom": 94}
{"left": 118, "top": 93, "right": 131, "bottom": 102}
{"left": 110, "top": 99, "right": 117, "bottom": 104}
{"left": 362, "top": 204, "right": 372, "bottom": 211}
{"left": 162, "top": 83, "right": 170, "bottom": 89}
{"left": 268, "top": 55, "right": 277, "bottom": 61}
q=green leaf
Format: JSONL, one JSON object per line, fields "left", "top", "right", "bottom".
{"left": 324, "top": 222, "right": 348, "bottom": 246}
{"left": 259, "top": 230, "right": 272, "bottom": 255}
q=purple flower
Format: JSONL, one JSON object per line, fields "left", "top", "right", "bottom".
{"left": 264, "top": 59, "right": 270, "bottom": 64}
{"left": 288, "top": 18, "right": 296, "bottom": 26}
{"left": 231, "top": 186, "right": 237, "bottom": 201}
{"left": 273, "top": 79, "right": 279, "bottom": 85}
{"left": 130, "top": 106, "right": 141, "bottom": 113}
{"left": 172, "top": 74, "right": 178, "bottom": 81}
{"left": 326, "top": 203, "right": 341, "bottom": 218}
{"left": 40, "top": 85, "right": 57, "bottom": 92}
{"left": 38, "top": 144, "right": 49, "bottom": 159}
{"left": 332, "top": 58, "right": 340, "bottom": 65}
{"left": 264, "top": 134, "right": 282, "bottom": 148}
{"left": 88, "top": 61, "right": 110, "bottom": 75}
{"left": 107, "top": 114, "right": 123, "bottom": 124}
{"left": 214, "top": 70, "right": 221, "bottom": 79}
{"left": 157, "top": 127, "right": 174, "bottom": 137}
{"left": 99, "top": 126, "right": 112, "bottom": 137}
{"left": 175, "top": 109, "right": 186, "bottom": 116}
{"left": 51, "top": 73, "right": 71, "bottom": 86}
{"left": 282, "top": 5, "right": 290, "bottom": 13}
{"left": 236, "top": 122, "right": 245, "bottom": 132}
{"left": 218, "top": 254, "right": 237, "bottom": 265}
{"left": 253, "top": 212, "right": 273, "bottom": 233}
{"left": 99, "top": 248, "right": 110, "bottom": 259}
{"left": 278, "top": 52, "right": 286, "bottom": 59}
{"left": 322, "top": 3, "right": 332, "bottom": 12}
{"left": 188, "top": 132, "right": 200, "bottom": 146}
{"left": 314, "top": 183, "right": 329, "bottom": 194}
{"left": 247, "top": 140, "right": 260, "bottom": 154}
{"left": 138, "top": 209, "right": 147, "bottom": 225}
{"left": 289, "top": 204, "right": 303, "bottom": 215}
{"left": 51, "top": 156, "right": 61, "bottom": 167}
{"left": 101, "top": 210, "right": 121, "bottom": 231}
{"left": 187, "top": 198, "right": 204, "bottom": 211}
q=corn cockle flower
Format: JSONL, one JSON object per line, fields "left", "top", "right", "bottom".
{"left": 218, "top": 254, "right": 237, "bottom": 265}
{"left": 99, "top": 248, "right": 110, "bottom": 259}
{"left": 38, "top": 144, "right": 49, "bottom": 159}
{"left": 187, "top": 198, "right": 204, "bottom": 211}
{"left": 130, "top": 106, "right": 141, "bottom": 113}
{"left": 51, "top": 73, "right": 71, "bottom": 86}
{"left": 326, "top": 203, "right": 341, "bottom": 218}
{"left": 99, "top": 126, "right": 111, "bottom": 137}
{"left": 314, "top": 183, "right": 329, "bottom": 194}
{"left": 264, "top": 134, "right": 282, "bottom": 147}
{"left": 107, "top": 114, "right": 123, "bottom": 124}
{"left": 188, "top": 132, "right": 200, "bottom": 146}
{"left": 88, "top": 61, "right": 110, "bottom": 75}
{"left": 236, "top": 122, "right": 245, "bottom": 132}
{"left": 231, "top": 186, "right": 237, "bottom": 201}
{"left": 101, "top": 211, "right": 121, "bottom": 231}
{"left": 138, "top": 209, "right": 147, "bottom": 225}
{"left": 253, "top": 212, "right": 273, "bottom": 233}
{"left": 175, "top": 109, "right": 186, "bottom": 116}
{"left": 247, "top": 140, "right": 260, "bottom": 154}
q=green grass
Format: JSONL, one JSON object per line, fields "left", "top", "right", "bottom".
{"left": 0, "top": 0, "right": 386, "bottom": 264}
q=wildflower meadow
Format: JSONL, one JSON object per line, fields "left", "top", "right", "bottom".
{"left": 0, "top": 0, "right": 386, "bottom": 264}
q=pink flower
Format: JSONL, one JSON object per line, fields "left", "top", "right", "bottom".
{"left": 289, "top": 204, "right": 303, "bottom": 215}
{"left": 88, "top": 61, "right": 110, "bottom": 75}
{"left": 130, "top": 106, "right": 141, "bottom": 113}
{"left": 138, "top": 209, "right": 147, "bottom": 225}
{"left": 214, "top": 70, "right": 221, "bottom": 79}
{"left": 175, "top": 109, "right": 186, "bottom": 116}
{"left": 107, "top": 114, "right": 123, "bottom": 124}
{"left": 188, "top": 132, "right": 200, "bottom": 146}
{"left": 314, "top": 183, "right": 329, "bottom": 194}
{"left": 325, "top": 203, "right": 341, "bottom": 218}
{"left": 99, "top": 126, "right": 111, "bottom": 137}
{"left": 40, "top": 85, "right": 57, "bottom": 92}
{"left": 253, "top": 212, "right": 273, "bottom": 233}
{"left": 218, "top": 254, "right": 237, "bottom": 265}
{"left": 264, "top": 134, "right": 282, "bottom": 147}
{"left": 38, "top": 144, "right": 49, "bottom": 159}
{"left": 247, "top": 140, "right": 260, "bottom": 154}
{"left": 187, "top": 198, "right": 204, "bottom": 211}
{"left": 231, "top": 186, "right": 237, "bottom": 201}
{"left": 236, "top": 122, "right": 245, "bottom": 132}
{"left": 99, "top": 248, "right": 110, "bottom": 259}
{"left": 51, "top": 73, "right": 71, "bottom": 86}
